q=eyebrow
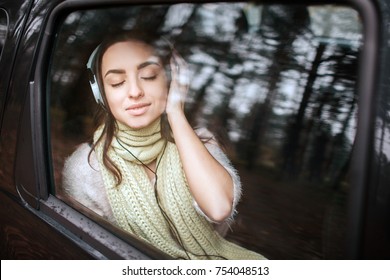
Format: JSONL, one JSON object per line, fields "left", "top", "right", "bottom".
{"left": 137, "top": 61, "right": 161, "bottom": 70}
{"left": 104, "top": 61, "right": 161, "bottom": 78}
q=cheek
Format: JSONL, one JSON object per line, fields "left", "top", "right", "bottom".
{"left": 104, "top": 89, "right": 125, "bottom": 117}
{"left": 157, "top": 89, "right": 168, "bottom": 111}
{"left": 146, "top": 82, "right": 168, "bottom": 109}
{"left": 105, "top": 86, "right": 124, "bottom": 104}
{"left": 152, "top": 94, "right": 167, "bottom": 116}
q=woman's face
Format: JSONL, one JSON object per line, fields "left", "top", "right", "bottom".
{"left": 101, "top": 40, "right": 169, "bottom": 129}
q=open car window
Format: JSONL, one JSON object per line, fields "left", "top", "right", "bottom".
{"left": 49, "top": 3, "right": 362, "bottom": 259}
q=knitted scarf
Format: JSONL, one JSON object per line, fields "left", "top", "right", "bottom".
{"left": 93, "top": 118, "right": 264, "bottom": 259}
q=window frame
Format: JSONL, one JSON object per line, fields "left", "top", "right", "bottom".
{"left": 0, "top": 7, "right": 9, "bottom": 144}
{"left": 0, "top": 8, "right": 9, "bottom": 61}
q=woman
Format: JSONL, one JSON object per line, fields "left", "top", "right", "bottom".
{"left": 62, "top": 31, "right": 265, "bottom": 260}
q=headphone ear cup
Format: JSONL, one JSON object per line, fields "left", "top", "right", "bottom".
{"left": 86, "top": 45, "right": 105, "bottom": 106}
{"left": 87, "top": 68, "right": 104, "bottom": 105}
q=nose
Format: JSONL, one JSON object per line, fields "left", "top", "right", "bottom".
{"left": 127, "top": 79, "right": 144, "bottom": 99}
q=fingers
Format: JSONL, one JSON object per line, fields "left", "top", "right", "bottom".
{"left": 170, "top": 50, "right": 190, "bottom": 87}
{"left": 167, "top": 49, "right": 190, "bottom": 114}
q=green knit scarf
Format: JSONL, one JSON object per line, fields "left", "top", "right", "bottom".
{"left": 93, "top": 118, "right": 265, "bottom": 259}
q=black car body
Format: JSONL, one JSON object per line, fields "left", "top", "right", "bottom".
{"left": 0, "top": 0, "right": 389, "bottom": 259}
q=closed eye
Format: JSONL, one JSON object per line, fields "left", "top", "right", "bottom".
{"left": 111, "top": 81, "right": 125, "bottom": 88}
{"left": 141, "top": 75, "right": 157, "bottom": 81}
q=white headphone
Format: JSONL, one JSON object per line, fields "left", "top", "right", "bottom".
{"left": 86, "top": 45, "right": 105, "bottom": 105}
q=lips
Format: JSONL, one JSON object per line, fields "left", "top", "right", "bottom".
{"left": 125, "top": 103, "right": 150, "bottom": 116}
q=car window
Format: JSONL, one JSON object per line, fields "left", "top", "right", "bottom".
{"left": 49, "top": 3, "right": 362, "bottom": 259}
{"left": 0, "top": 9, "right": 8, "bottom": 62}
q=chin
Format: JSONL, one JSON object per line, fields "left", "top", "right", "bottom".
{"left": 124, "top": 119, "right": 153, "bottom": 130}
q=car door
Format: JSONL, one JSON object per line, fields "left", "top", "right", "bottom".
{"left": 1, "top": 0, "right": 387, "bottom": 260}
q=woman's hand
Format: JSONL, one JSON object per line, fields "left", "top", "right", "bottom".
{"left": 165, "top": 50, "right": 190, "bottom": 116}
{"left": 165, "top": 50, "right": 234, "bottom": 223}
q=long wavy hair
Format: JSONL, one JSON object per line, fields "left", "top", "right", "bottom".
{"left": 88, "top": 30, "right": 173, "bottom": 185}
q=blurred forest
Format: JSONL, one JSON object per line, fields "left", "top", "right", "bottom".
{"left": 49, "top": 3, "right": 362, "bottom": 259}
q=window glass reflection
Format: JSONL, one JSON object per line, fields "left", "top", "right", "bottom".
{"left": 49, "top": 3, "right": 362, "bottom": 259}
